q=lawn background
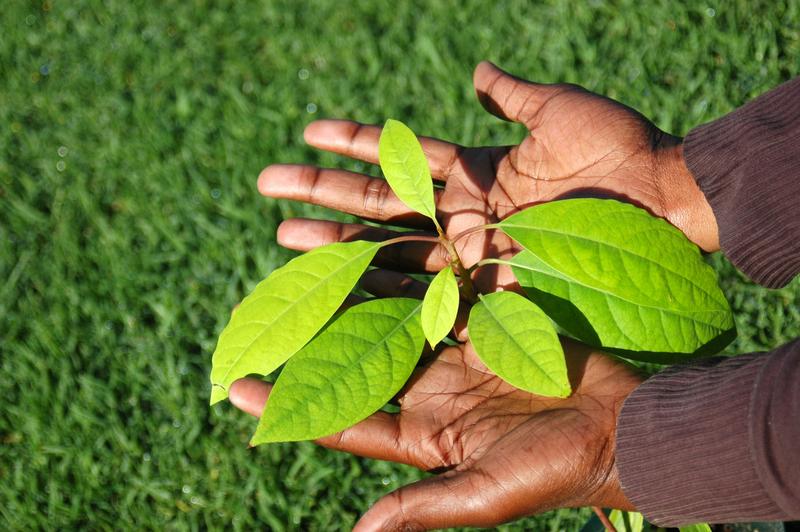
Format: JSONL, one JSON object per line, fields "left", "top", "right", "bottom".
{"left": 1, "top": 0, "right": 798, "bottom": 530}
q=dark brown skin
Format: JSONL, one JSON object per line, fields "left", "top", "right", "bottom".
{"left": 258, "top": 62, "right": 718, "bottom": 291}
{"left": 232, "top": 340, "right": 641, "bottom": 531}
{"left": 230, "top": 61, "right": 718, "bottom": 530}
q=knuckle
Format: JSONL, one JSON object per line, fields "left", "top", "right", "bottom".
{"left": 346, "top": 122, "right": 363, "bottom": 151}
{"left": 363, "top": 179, "right": 390, "bottom": 217}
{"left": 334, "top": 222, "right": 346, "bottom": 243}
{"left": 302, "top": 166, "right": 322, "bottom": 200}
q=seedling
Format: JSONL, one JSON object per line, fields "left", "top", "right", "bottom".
{"left": 209, "top": 119, "right": 735, "bottom": 447}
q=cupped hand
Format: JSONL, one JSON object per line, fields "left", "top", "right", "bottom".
{"left": 259, "top": 61, "right": 719, "bottom": 293}
{"left": 231, "top": 325, "right": 642, "bottom": 531}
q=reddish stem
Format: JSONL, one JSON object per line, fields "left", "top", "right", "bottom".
{"left": 592, "top": 507, "right": 617, "bottom": 532}
{"left": 451, "top": 223, "right": 499, "bottom": 244}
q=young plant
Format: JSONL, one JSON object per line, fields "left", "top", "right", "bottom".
{"left": 209, "top": 119, "right": 735, "bottom": 448}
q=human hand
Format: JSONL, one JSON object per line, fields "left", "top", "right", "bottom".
{"left": 230, "top": 286, "right": 643, "bottom": 531}
{"left": 259, "top": 61, "right": 719, "bottom": 294}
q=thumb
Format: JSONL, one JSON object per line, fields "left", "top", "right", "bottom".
{"left": 473, "top": 61, "right": 565, "bottom": 126}
{"left": 353, "top": 470, "right": 504, "bottom": 532}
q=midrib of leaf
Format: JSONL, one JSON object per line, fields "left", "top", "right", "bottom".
{"left": 427, "top": 292, "right": 446, "bottom": 327}
{"left": 511, "top": 254, "right": 728, "bottom": 327}
{"left": 478, "top": 298, "right": 562, "bottom": 389}
{"left": 294, "top": 301, "right": 423, "bottom": 395}
{"left": 214, "top": 243, "right": 379, "bottom": 389}
{"left": 425, "top": 270, "right": 452, "bottom": 329}
{"left": 502, "top": 224, "right": 725, "bottom": 306}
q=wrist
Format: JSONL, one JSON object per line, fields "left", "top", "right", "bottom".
{"left": 653, "top": 142, "right": 720, "bottom": 252}
{"left": 594, "top": 456, "right": 637, "bottom": 511}
{"left": 588, "top": 398, "right": 637, "bottom": 511}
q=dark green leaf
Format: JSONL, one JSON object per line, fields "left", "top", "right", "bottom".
{"left": 501, "top": 199, "right": 735, "bottom": 355}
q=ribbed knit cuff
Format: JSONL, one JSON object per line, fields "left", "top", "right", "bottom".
{"left": 683, "top": 76, "right": 800, "bottom": 289}
{"left": 615, "top": 354, "right": 784, "bottom": 526}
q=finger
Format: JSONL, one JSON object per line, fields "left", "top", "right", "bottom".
{"left": 304, "top": 119, "right": 465, "bottom": 182}
{"left": 473, "top": 61, "right": 568, "bottom": 127}
{"left": 229, "top": 378, "right": 420, "bottom": 466}
{"left": 258, "top": 164, "right": 434, "bottom": 228}
{"left": 360, "top": 269, "right": 428, "bottom": 299}
{"left": 277, "top": 218, "right": 402, "bottom": 247}
{"left": 229, "top": 378, "right": 273, "bottom": 417}
{"left": 354, "top": 470, "right": 503, "bottom": 532}
{"left": 341, "top": 293, "right": 367, "bottom": 310}
{"left": 361, "top": 270, "right": 470, "bottom": 341}
{"left": 278, "top": 219, "right": 448, "bottom": 273}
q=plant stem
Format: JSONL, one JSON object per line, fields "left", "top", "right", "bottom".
{"left": 591, "top": 507, "right": 617, "bottom": 532}
{"left": 381, "top": 223, "right": 493, "bottom": 303}
{"left": 381, "top": 230, "right": 478, "bottom": 302}
{"left": 471, "top": 257, "right": 516, "bottom": 271}
{"left": 432, "top": 217, "right": 445, "bottom": 238}
{"left": 439, "top": 233, "right": 477, "bottom": 303}
{"left": 451, "top": 223, "right": 499, "bottom": 244}
{"left": 380, "top": 234, "right": 442, "bottom": 246}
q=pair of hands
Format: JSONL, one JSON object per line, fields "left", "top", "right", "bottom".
{"left": 230, "top": 62, "right": 718, "bottom": 531}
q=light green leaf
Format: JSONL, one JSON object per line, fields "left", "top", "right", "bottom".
{"left": 679, "top": 524, "right": 712, "bottom": 532}
{"left": 608, "top": 510, "right": 644, "bottom": 532}
{"left": 251, "top": 298, "right": 425, "bottom": 444}
{"left": 501, "top": 199, "right": 735, "bottom": 356}
{"left": 421, "top": 266, "right": 459, "bottom": 348}
{"left": 378, "top": 119, "right": 437, "bottom": 222}
{"left": 468, "top": 291, "right": 570, "bottom": 397}
{"left": 209, "top": 240, "right": 380, "bottom": 404}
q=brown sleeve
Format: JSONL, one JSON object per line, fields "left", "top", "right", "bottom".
{"left": 683, "top": 76, "right": 800, "bottom": 288}
{"left": 615, "top": 340, "right": 800, "bottom": 526}
{"left": 615, "top": 79, "right": 800, "bottom": 526}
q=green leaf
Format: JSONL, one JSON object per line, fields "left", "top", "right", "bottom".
{"left": 468, "top": 291, "right": 570, "bottom": 397}
{"left": 608, "top": 510, "right": 644, "bottom": 532}
{"left": 251, "top": 298, "right": 425, "bottom": 444}
{"left": 209, "top": 240, "right": 380, "bottom": 404}
{"left": 679, "top": 524, "right": 712, "bottom": 532}
{"left": 500, "top": 199, "right": 735, "bottom": 356}
{"left": 378, "top": 119, "right": 437, "bottom": 222}
{"left": 421, "top": 266, "right": 459, "bottom": 348}
{"left": 511, "top": 250, "right": 601, "bottom": 344}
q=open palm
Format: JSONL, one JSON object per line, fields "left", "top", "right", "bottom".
{"left": 231, "top": 338, "right": 641, "bottom": 531}
{"left": 260, "top": 61, "right": 717, "bottom": 294}
{"left": 234, "top": 62, "right": 709, "bottom": 529}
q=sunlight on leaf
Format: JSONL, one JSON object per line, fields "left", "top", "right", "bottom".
{"left": 421, "top": 266, "right": 459, "bottom": 348}
{"left": 378, "top": 119, "right": 437, "bottom": 222}
{"left": 209, "top": 240, "right": 380, "bottom": 404}
{"left": 468, "top": 291, "right": 570, "bottom": 397}
{"left": 501, "top": 199, "right": 734, "bottom": 356}
{"left": 251, "top": 298, "right": 424, "bottom": 444}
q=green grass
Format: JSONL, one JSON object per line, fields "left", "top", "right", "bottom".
{"left": 1, "top": 0, "right": 798, "bottom": 529}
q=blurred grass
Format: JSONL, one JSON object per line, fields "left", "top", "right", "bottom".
{"left": 1, "top": 0, "right": 798, "bottom": 530}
